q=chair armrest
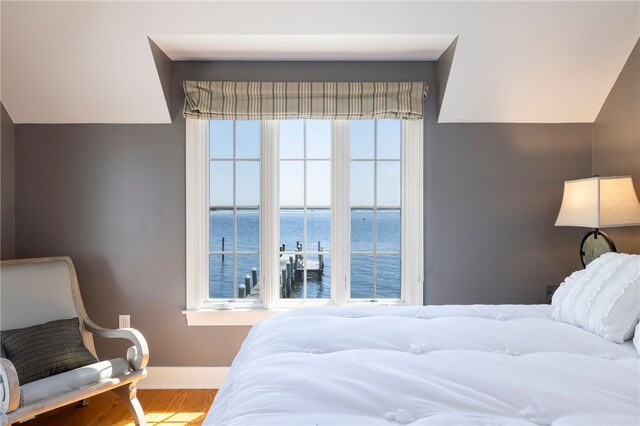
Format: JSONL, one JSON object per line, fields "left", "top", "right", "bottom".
{"left": 0, "top": 358, "right": 20, "bottom": 414}
{"left": 83, "top": 321, "right": 149, "bottom": 371}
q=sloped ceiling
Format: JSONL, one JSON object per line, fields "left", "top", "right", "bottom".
{"left": 1, "top": 1, "right": 638, "bottom": 124}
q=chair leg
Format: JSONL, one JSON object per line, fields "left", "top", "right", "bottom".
{"left": 112, "top": 383, "right": 146, "bottom": 426}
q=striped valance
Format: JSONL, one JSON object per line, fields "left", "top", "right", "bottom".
{"left": 183, "top": 81, "right": 427, "bottom": 120}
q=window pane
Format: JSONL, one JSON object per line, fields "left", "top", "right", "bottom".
{"left": 236, "top": 121, "right": 260, "bottom": 159}
{"left": 279, "top": 118, "right": 333, "bottom": 302}
{"left": 280, "top": 120, "right": 304, "bottom": 159}
{"left": 280, "top": 161, "right": 304, "bottom": 206}
{"left": 209, "top": 120, "right": 261, "bottom": 301}
{"left": 377, "top": 120, "right": 401, "bottom": 159}
{"left": 236, "top": 161, "right": 260, "bottom": 206}
{"left": 376, "top": 255, "right": 401, "bottom": 298}
{"left": 351, "top": 209, "right": 374, "bottom": 251}
{"left": 209, "top": 254, "right": 234, "bottom": 299}
{"left": 350, "top": 161, "right": 374, "bottom": 206}
{"left": 306, "top": 120, "right": 331, "bottom": 159}
{"left": 377, "top": 210, "right": 401, "bottom": 252}
{"left": 307, "top": 210, "right": 331, "bottom": 252}
{"left": 210, "top": 161, "right": 233, "bottom": 206}
{"left": 377, "top": 161, "right": 401, "bottom": 207}
{"left": 280, "top": 209, "right": 304, "bottom": 253}
{"left": 307, "top": 254, "right": 330, "bottom": 299}
{"left": 209, "top": 209, "right": 234, "bottom": 252}
{"left": 237, "top": 210, "right": 259, "bottom": 252}
{"left": 306, "top": 160, "right": 330, "bottom": 206}
{"left": 237, "top": 254, "right": 260, "bottom": 298}
{"left": 210, "top": 121, "right": 233, "bottom": 159}
{"left": 350, "top": 120, "right": 375, "bottom": 159}
{"left": 351, "top": 255, "right": 374, "bottom": 299}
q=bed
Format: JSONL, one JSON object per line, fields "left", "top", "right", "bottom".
{"left": 205, "top": 304, "right": 640, "bottom": 425}
{"left": 204, "top": 305, "right": 640, "bottom": 425}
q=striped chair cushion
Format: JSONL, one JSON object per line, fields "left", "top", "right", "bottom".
{"left": 1, "top": 318, "right": 98, "bottom": 385}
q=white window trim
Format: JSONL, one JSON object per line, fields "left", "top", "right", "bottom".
{"left": 260, "top": 120, "right": 280, "bottom": 311}
{"left": 401, "top": 120, "right": 425, "bottom": 306}
{"left": 185, "top": 119, "right": 209, "bottom": 312}
{"left": 184, "top": 119, "right": 423, "bottom": 326}
{"left": 332, "top": 121, "right": 350, "bottom": 306}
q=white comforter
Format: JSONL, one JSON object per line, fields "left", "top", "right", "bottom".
{"left": 205, "top": 305, "right": 640, "bottom": 425}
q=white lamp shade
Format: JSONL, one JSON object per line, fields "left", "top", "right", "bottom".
{"left": 555, "top": 176, "right": 640, "bottom": 228}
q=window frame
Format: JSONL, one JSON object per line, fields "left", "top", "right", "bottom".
{"left": 208, "top": 121, "right": 261, "bottom": 301}
{"left": 184, "top": 119, "right": 423, "bottom": 325}
{"left": 349, "top": 119, "right": 403, "bottom": 301}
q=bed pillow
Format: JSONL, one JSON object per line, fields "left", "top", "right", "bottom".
{"left": 551, "top": 269, "right": 586, "bottom": 307}
{"left": 0, "top": 318, "right": 98, "bottom": 385}
{"left": 551, "top": 252, "right": 640, "bottom": 343}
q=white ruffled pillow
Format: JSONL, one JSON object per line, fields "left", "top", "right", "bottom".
{"left": 551, "top": 269, "right": 585, "bottom": 306}
{"left": 551, "top": 252, "right": 640, "bottom": 343}
{"left": 634, "top": 323, "right": 640, "bottom": 355}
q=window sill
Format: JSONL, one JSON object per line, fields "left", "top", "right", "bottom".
{"left": 183, "top": 299, "right": 414, "bottom": 326}
{"left": 182, "top": 309, "right": 280, "bottom": 326}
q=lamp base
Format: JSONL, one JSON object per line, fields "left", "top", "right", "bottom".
{"left": 580, "top": 229, "right": 617, "bottom": 268}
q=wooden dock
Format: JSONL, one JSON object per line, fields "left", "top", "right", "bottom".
{"left": 239, "top": 240, "right": 326, "bottom": 299}
{"left": 277, "top": 241, "right": 324, "bottom": 298}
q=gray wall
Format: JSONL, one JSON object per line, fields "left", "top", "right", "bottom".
{"left": 1, "top": 103, "right": 15, "bottom": 260}
{"left": 593, "top": 39, "right": 640, "bottom": 255}
{"left": 14, "top": 61, "right": 591, "bottom": 366}
{"left": 426, "top": 123, "right": 590, "bottom": 303}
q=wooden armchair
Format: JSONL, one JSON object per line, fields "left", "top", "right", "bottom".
{"left": 0, "top": 257, "right": 149, "bottom": 426}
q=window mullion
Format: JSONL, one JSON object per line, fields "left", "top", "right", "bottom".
{"left": 261, "top": 120, "right": 280, "bottom": 309}
{"left": 373, "top": 120, "right": 378, "bottom": 299}
{"left": 303, "top": 121, "right": 308, "bottom": 299}
{"left": 232, "top": 122, "right": 238, "bottom": 298}
{"left": 331, "top": 120, "right": 350, "bottom": 305}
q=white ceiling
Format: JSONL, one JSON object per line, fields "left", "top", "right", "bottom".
{"left": 150, "top": 34, "right": 457, "bottom": 61}
{"left": 1, "top": 1, "right": 638, "bottom": 124}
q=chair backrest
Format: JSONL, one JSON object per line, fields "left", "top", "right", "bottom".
{"left": 0, "top": 257, "right": 82, "bottom": 331}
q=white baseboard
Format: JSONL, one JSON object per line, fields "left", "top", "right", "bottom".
{"left": 138, "top": 366, "right": 230, "bottom": 389}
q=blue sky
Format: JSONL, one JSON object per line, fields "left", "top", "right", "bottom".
{"left": 209, "top": 120, "right": 401, "bottom": 208}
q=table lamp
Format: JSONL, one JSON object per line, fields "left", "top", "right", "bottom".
{"left": 555, "top": 175, "right": 640, "bottom": 267}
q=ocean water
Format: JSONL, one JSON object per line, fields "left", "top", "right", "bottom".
{"left": 209, "top": 209, "right": 401, "bottom": 299}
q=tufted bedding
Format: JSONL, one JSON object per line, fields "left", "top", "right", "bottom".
{"left": 204, "top": 305, "right": 640, "bottom": 425}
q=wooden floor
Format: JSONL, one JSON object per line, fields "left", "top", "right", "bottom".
{"left": 22, "top": 389, "right": 217, "bottom": 426}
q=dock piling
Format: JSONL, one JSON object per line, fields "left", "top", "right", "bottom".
{"left": 245, "top": 275, "right": 251, "bottom": 296}
{"left": 286, "top": 260, "right": 293, "bottom": 297}
{"left": 282, "top": 268, "right": 286, "bottom": 298}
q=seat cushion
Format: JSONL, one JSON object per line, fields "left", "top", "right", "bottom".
{"left": 1, "top": 317, "right": 98, "bottom": 384}
{"left": 19, "top": 358, "right": 131, "bottom": 407}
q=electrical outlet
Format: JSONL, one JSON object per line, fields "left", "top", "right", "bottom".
{"left": 119, "top": 315, "right": 130, "bottom": 329}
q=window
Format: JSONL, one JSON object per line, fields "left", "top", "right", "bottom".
{"left": 279, "top": 120, "right": 332, "bottom": 300}
{"left": 208, "top": 121, "right": 261, "bottom": 300}
{"left": 185, "top": 118, "right": 423, "bottom": 324}
{"left": 350, "top": 120, "right": 402, "bottom": 300}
